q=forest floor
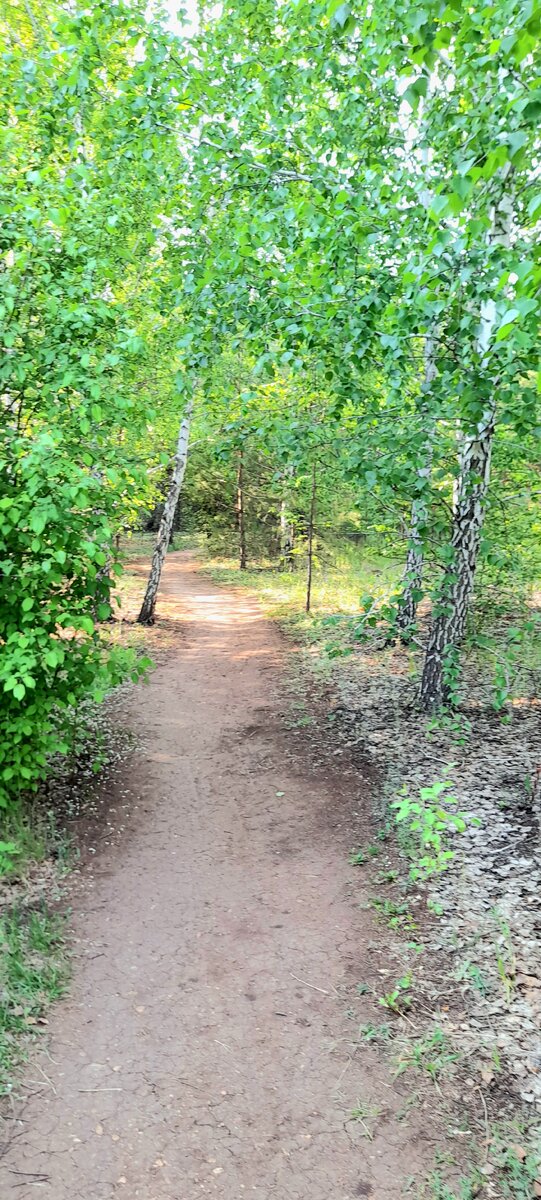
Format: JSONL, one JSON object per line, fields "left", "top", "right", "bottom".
{"left": 1, "top": 548, "right": 540, "bottom": 1199}
{"left": 1, "top": 551, "right": 442, "bottom": 1199}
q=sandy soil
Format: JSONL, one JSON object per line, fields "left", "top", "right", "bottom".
{"left": 1, "top": 553, "right": 435, "bottom": 1198}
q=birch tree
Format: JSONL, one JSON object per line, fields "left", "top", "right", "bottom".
{"left": 420, "top": 176, "right": 516, "bottom": 706}
{"left": 155, "top": 0, "right": 539, "bottom": 709}
{"left": 395, "top": 339, "right": 438, "bottom": 640}
{"left": 138, "top": 397, "right": 193, "bottom": 624}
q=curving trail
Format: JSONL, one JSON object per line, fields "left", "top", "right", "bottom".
{"left": 1, "top": 553, "right": 432, "bottom": 1199}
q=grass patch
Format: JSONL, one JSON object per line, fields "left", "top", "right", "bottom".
{"left": 415, "top": 1121, "right": 541, "bottom": 1200}
{"left": 393, "top": 1027, "right": 459, "bottom": 1082}
{"left": 0, "top": 906, "right": 68, "bottom": 1096}
{"left": 0, "top": 805, "right": 71, "bottom": 882}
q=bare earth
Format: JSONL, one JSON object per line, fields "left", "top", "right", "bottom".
{"left": 2, "top": 553, "right": 434, "bottom": 1198}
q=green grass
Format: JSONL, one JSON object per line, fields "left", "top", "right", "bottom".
{"left": 415, "top": 1123, "right": 541, "bottom": 1200}
{"left": 393, "top": 1027, "right": 459, "bottom": 1081}
{"left": 0, "top": 906, "right": 68, "bottom": 1095}
{"left": 416, "top": 1169, "right": 482, "bottom": 1200}
{"left": 0, "top": 805, "right": 68, "bottom": 881}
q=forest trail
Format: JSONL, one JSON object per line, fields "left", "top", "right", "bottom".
{"left": 1, "top": 553, "right": 432, "bottom": 1199}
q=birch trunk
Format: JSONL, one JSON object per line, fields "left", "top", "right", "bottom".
{"left": 420, "top": 413, "right": 495, "bottom": 706}
{"left": 280, "top": 501, "right": 294, "bottom": 567}
{"left": 137, "top": 398, "right": 193, "bottom": 625}
{"left": 396, "top": 336, "right": 437, "bottom": 639}
{"left": 305, "top": 462, "right": 316, "bottom": 614}
{"left": 236, "top": 449, "right": 247, "bottom": 570}
{"left": 395, "top": 84, "right": 437, "bottom": 640}
{"left": 420, "top": 178, "right": 513, "bottom": 708}
{"left": 279, "top": 468, "right": 295, "bottom": 568}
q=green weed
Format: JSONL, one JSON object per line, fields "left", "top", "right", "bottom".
{"left": 375, "top": 866, "right": 399, "bottom": 884}
{"left": 392, "top": 772, "right": 478, "bottom": 882}
{"left": 350, "top": 1099, "right": 382, "bottom": 1138}
{"left": 369, "top": 896, "right": 417, "bottom": 931}
{"left": 487, "top": 1128, "right": 541, "bottom": 1199}
{"left": 378, "top": 973, "right": 413, "bottom": 1014}
{"left": 415, "top": 1169, "right": 482, "bottom": 1200}
{"left": 493, "top": 910, "right": 516, "bottom": 1007}
{"left": 359, "top": 1022, "right": 395, "bottom": 1045}
{"left": 453, "top": 960, "right": 490, "bottom": 997}
{"left": 350, "top": 843, "right": 380, "bottom": 866}
{"left": 394, "top": 1028, "right": 459, "bottom": 1081}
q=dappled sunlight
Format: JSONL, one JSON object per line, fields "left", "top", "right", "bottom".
{"left": 110, "top": 553, "right": 283, "bottom": 669}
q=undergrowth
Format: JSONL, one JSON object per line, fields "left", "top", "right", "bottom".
{"left": 196, "top": 538, "right": 540, "bottom": 711}
{"left": 0, "top": 907, "right": 68, "bottom": 1096}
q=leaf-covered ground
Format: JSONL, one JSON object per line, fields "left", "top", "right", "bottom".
{"left": 329, "top": 650, "right": 541, "bottom": 1108}
{"left": 204, "top": 552, "right": 541, "bottom": 1193}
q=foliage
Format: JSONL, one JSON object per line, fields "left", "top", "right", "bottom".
{"left": 392, "top": 774, "right": 477, "bottom": 881}
{"left": 378, "top": 973, "right": 413, "bottom": 1014}
{"left": 0, "top": 0, "right": 178, "bottom": 806}
{"left": 393, "top": 1027, "right": 459, "bottom": 1081}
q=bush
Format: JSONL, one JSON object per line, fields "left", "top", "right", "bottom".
{"left": 0, "top": 433, "right": 148, "bottom": 808}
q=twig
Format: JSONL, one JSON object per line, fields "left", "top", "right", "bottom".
{"left": 476, "top": 1086, "right": 490, "bottom": 1160}
{"left": 355, "top": 1116, "right": 374, "bottom": 1140}
{"left": 290, "top": 972, "right": 329, "bottom": 995}
{"left": 78, "top": 1087, "right": 123, "bottom": 1093}
{"left": 34, "top": 1063, "right": 57, "bottom": 1095}
{"left": 334, "top": 1048, "right": 357, "bottom": 1093}
{"left": 10, "top": 1171, "right": 50, "bottom": 1180}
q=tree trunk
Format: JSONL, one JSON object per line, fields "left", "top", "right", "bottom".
{"left": 280, "top": 499, "right": 295, "bottom": 567}
{"left": 305, "top": 461, "right": 316, "bottom": 614}
{"left": 236, "top": 449, "right": 247, "bottom": 570}
{"left": 396, "top": 336, "right": 437, "bottom": 639}
{"left": 420, "top": 413, "right": 495, "bottom": 707}
{"left": 138, "top": 398, "right": 193, "bottom": 625}
{"left": 279, "top": 468, "right": 295, "bottom": 569}
{"left": 420, "top": 175, "right": 513, "bottom": 708}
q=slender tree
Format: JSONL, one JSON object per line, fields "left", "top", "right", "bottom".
{"left": 138, "top": 397, "right": 193, "bottom": 625}
{"left": 396, "top": 338, "right": 437, "bottom": 640}
{"left": 236, "top": 448, "right": 248, "bottom": 570}
{"left": 420, "top": 175, "right": 515, "bottom": 707}
{"left": 305, "top": 462, "right": 317, "bottom": 614}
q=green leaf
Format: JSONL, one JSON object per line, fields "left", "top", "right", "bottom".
{"left": 403, "top": 75, "right": 428, "bottom": 110}
{"left": 496, "top": 308, "right": 519, "bottom": 340}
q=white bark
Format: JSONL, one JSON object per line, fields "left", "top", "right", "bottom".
{"left": 236, "top": 449, "right": 247, "bottom": 570}
{"left": 420, "top": 174, "right": 513, "bottom": 708}
{"left": 396, "top": 336, "right": 437, "bottom": 638}
{"left": 305, "top": 462, "right": 316, "bottom": 613}
{"left": 396, "top": 84, "right": 437, "bottom": 638}
{"left": 138, "top": 398, "right": 193, "bottom": 625}
{"left": 279, "top": 467, "right": 295, "bottom": 567}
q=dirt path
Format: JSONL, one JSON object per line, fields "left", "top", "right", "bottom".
{"left": 2, "top": 554, "right": 433, "bottom": 1198}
